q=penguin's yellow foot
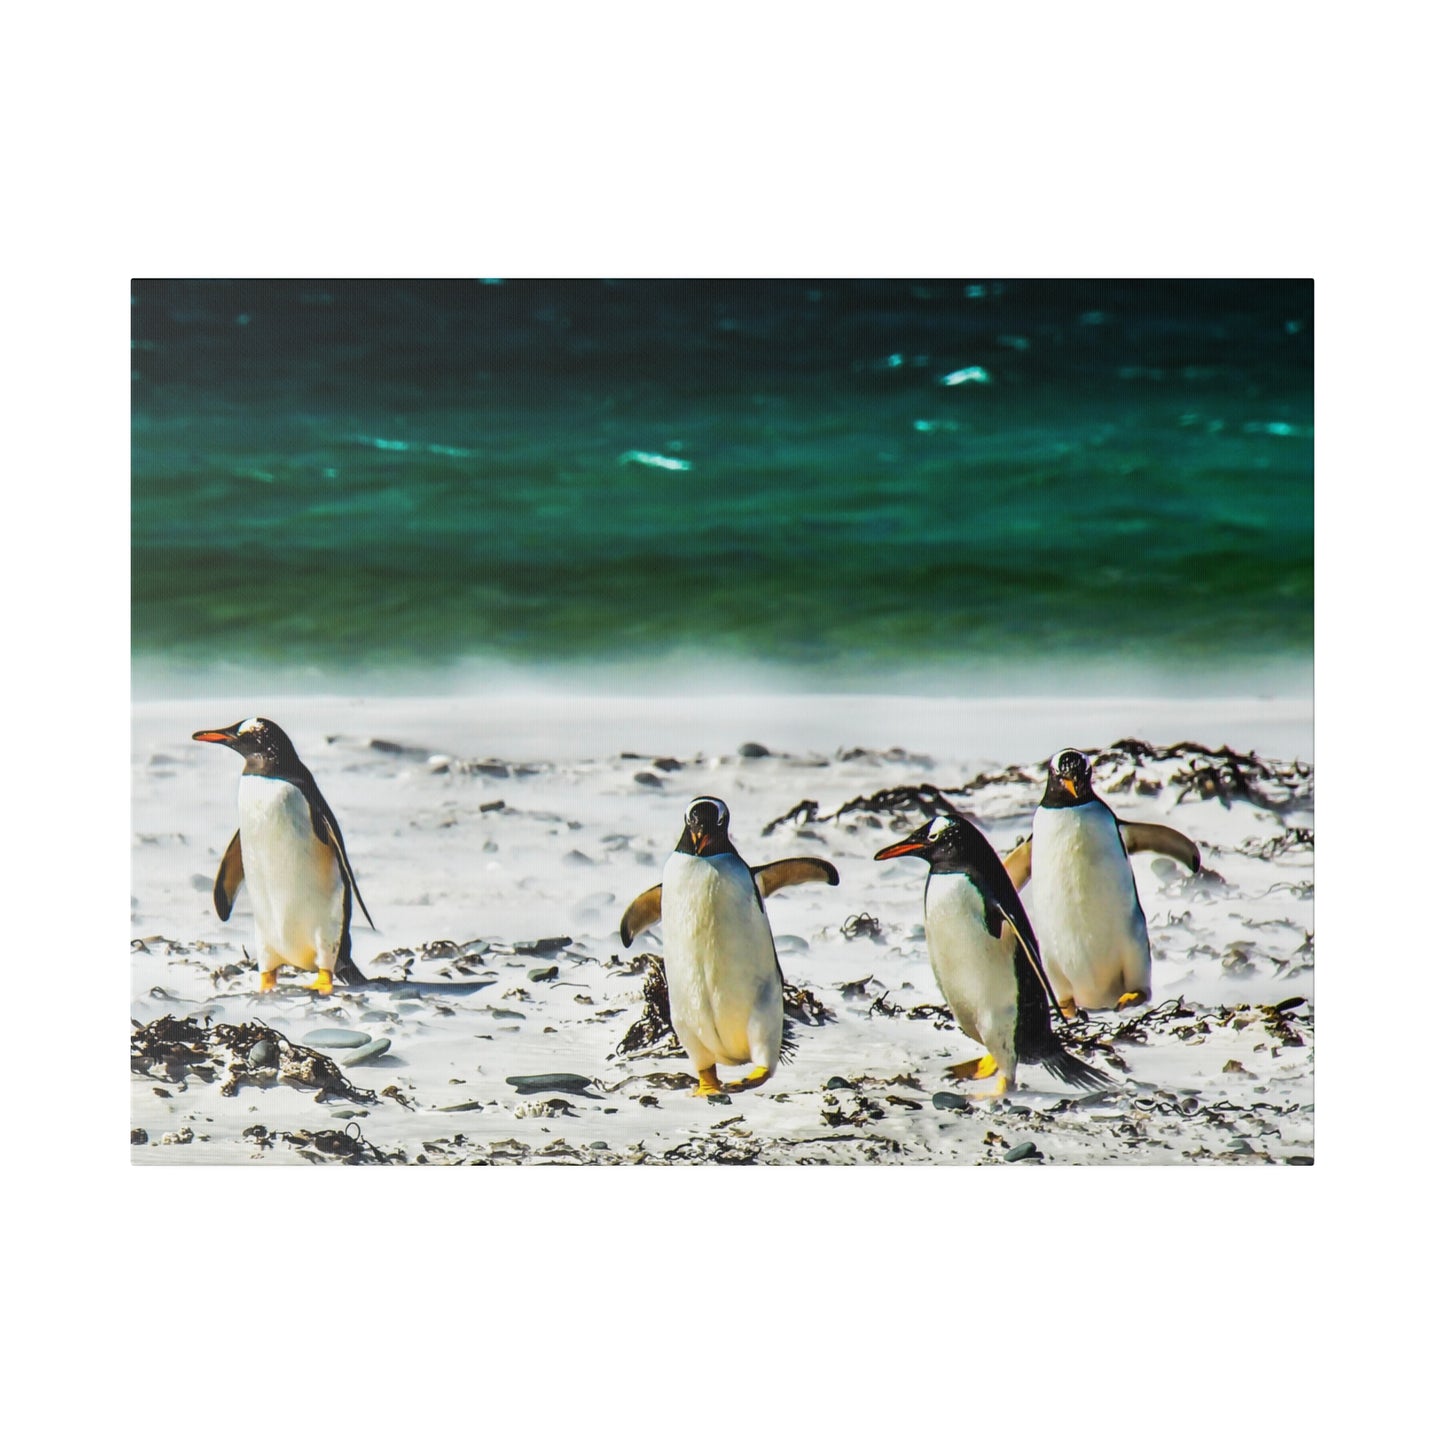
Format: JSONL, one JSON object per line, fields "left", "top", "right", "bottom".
{"left": 259, "top": 970, "right": 279, "bottom": 993}
{"left": 1116, "top": 990, "right": 1149, "bottom": 1009}
{"left": 1058, "top": 998, "right": 1077, "bottom": 1019}
{"left": 976, "top": 1073, "right": 1013, "bottom": 1100}
{"left": 725, "top": 1066, "right": 773, "bottom": 1093}
{"left": 945, "top": 1054, "right": 998, "bottom": 1082}
{"left": 307, "top": 970, "right": 335, "bottom": 995}
{"left": 691, "top": 1066, "right": 724, "bottom": 1098}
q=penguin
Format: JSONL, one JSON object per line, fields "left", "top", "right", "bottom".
{"left": 619, "top": 796, "right": 838, "bottom": 1096}
{"left": 1006, "top": 748, "right": 1200, "bottom": 1014}
{"left": 874, "top": 815, "right": 1110, "bottom": 1095}
{"left": 193, "top": 718, "right": 373, "bottom": 994}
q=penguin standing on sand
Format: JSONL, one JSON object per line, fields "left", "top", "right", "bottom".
{"left": 875, "top": 815, "right": 1109, "bottom": 1095}
{"left": 193, "top": 718, "right": 373, "bottom": 994}
{"left": 1006, "top": 748, "right": 1200, "bottom": 1014}
{"left": 620, "top": 796, "right": 838, "bottom": 1096}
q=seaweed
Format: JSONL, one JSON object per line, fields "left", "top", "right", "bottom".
{"left": 131, "top": 1015, "right": 379, "bottom": 1105}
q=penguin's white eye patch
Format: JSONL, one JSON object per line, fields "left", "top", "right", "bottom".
{"left": 240, "top": 718, "right": 262, "bottom": 735}
{"left": 927, "top": 816, "right": 951, "bottom": 839}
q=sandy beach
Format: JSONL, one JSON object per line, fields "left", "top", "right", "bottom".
{"left": 130, "top": 692, "right": 1313, "bottom": 1165}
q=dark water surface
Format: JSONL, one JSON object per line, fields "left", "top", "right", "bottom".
{"left": 132, "top": 280, "right": 1312, "bottom": 693}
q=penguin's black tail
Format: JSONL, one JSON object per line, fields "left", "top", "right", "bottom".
{"left": 334, "top": 935, "right": 368, "bottom": 986}
{"left": 1035, "top": 1043, "right": 1112, "bottom": 1092}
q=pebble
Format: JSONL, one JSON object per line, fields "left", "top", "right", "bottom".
{"left": 527, "top": 965, "right": 560, "bottom": 983}
{"left": 825, "top": 1076, "right": 852, "bottom": 1090}
{"left": 932, "top": 1092, "right": 973, "bottom": 1112}
{"left": 330, "top": 1109, "right": 368, "bottom": 1119}
{"left": 433, "top": 1100, "right": 482, "bottom": 1112}
{"left": 506, "top": 1073, "right": 599, "bottom": 1096}
{"left": 774, "top": 935, "right": 810, "bottom": 954}
{"left": 738, "top": 742, "right": 770, "bottom": 758}
{"left": 247, "top": 1038, "right": 279, "bottom": 1068}
{"left": 1004, "top": 1141, "right": 1040, "bottom": 1162}
{"left": 131, "top": 1128, "right": 148, "bottom": 1145}
{"left": 590, "top": 1141, "right": 611, "bottom": 1151}
{"left": 304, "top": 1029, "right": 371, "bottom": 1050}
{"left": 633, "top": 772, "right": 663, "bottom": 788}
{"left": 340, "top": 1039, "right": 392, "bottom": 1066}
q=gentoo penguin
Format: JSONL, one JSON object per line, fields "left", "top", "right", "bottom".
{"left": 619, "top": 796, "right": 838, "bottom": 1096}
{"left": 1007, "top": 748, "right": 1200, "bottom": 1014}
{"left": 874, "top": 815, "right": 1109, "bottom": 1095}
{"left": 193, "top": 718, "right": 373, "bottom": 994}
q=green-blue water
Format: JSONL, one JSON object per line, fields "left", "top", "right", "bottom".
{"left": 132, "top": 280, "right": 1312, "bottom": 692}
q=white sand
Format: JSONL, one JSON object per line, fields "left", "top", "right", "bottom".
{"left": 130, "top": 693, "right": 1313, "bottom": 1165}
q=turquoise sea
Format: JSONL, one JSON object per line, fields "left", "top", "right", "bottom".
{"left": 131, "top": 280, "right": 1312, "bottom": 694}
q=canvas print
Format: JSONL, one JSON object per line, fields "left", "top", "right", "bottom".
{"left": 131, "top": 279, "right": 1313, "bottom": 1164}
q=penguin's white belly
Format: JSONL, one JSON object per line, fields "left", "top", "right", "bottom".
{"left": 1029, "top": 803, "right": 1149, "bottom": 1008}
{"left": 924, "top": 874, "right": 1019, "bottom": 1060}
{"left": 238, "top": 776, "right": 344, "bottom": 970}
{"left": 662, "top": 853, "right": 782, "bottom": 1068}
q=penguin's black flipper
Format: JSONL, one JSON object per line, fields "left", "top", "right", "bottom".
{"left": 307, "top": 793, "right": 376, "bottom": 929}
{"left": 620, "top": 884, "right": 663, "bottom": 947}
{"left": 1119, "top": 821, "right": 1201, "bottom": 872}
{"left": 213, "top": 831, "right": 245, "bottom": 921}
{"left": 753, "top": 857, "right": 840, "bottom": 897}
{"left": 1002, "top": 836, "right": 1032, "bottom": 890}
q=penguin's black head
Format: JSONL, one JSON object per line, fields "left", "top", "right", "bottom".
{"left": 874, "top": 813, "right": 979, "bottom": 869}
{"left": 1043, "top": 748, "right": 1095, "bottom": 806}
{"left": 193, "top": 717, "right": 303, "bottom": 775}
{"left": 678, "top": 796, "right": 734, "bottom": 857}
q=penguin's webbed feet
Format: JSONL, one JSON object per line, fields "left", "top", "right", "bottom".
{"left": 259, "top": 969, "right": 279, "bottom": 993}
{"left": 1115, "top": 990, "right": 1149, "bottom": 1009}
{"left": 691, "top": 1065, "right": 725, "bottom": 1098}
{"left": 945, "top": 1054, "right": 999, "bottom": 1083}
{"left": 306, "top": 969, "right": 335, "bottom": 995}
{"left": 725, "top": 1066, "right": 773, "bottom": 1094}
{"left": 1058, "top": 997, "right": 1077, "bottom": 1019}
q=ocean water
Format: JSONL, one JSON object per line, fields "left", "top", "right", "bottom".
{"left": 131, "top": 280, "right": 1312, "bottom": 694}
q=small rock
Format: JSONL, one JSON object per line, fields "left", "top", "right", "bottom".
{"left": 527, "top": 965, "right": 560, "bottom": 983}
{"left": 774, "top": 934, "right": 810, "bottom": 954}
{"left": 130, "top": 1128, "right": 148, "bottom": 1146}
{"left": 304, "top": 1029, "right": 371, "bottom": 1050}
{"left": 590, "top": 1140, "right": 611, "bottom": 1151}
{"left": 932, "top": 1092, "right": 973, "bottom": 1112}
{"left": 633, "top": 772, "right": 663, "bottom": 788}
{"left": 247, "top": 1038, "right": 280, "bottom": 1067}
{"left": 825, "top": 1076, "right": 851, "bottom": 1090}
{"left": 652, "top": 758, "right": 684, "bottom": 772}
{"left": 505, "top": 1073, "right": 600, "bottom": 1097}
{"left": 738, "top": 742, "right": 770, "bottom": 758}
{"left": 341, "top": 1038, "right": 392, "bottom": 1066}
{"left": 1004, "top": 1141, "right": 1040, "bottom": 1162}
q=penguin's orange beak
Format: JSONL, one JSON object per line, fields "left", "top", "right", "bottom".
{"left": 193, "top": 727, "right": 237, "bottom": 745}
{"left": 874, "top": 821, "right": 933, "bottom": 861}
{"left": 1060, "top": 777, "right": 1078, "bottom": 799}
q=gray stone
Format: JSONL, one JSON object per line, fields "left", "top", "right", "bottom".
{"left": 130, "top": 1128, "right": 148, "bottom": 1145}
{"left": 247, "top": 1038, "right": 279, "bottom": 1068}
{"left": 340, "top": 1038, "right": 392, "bottom": 1066}
{"left": 506, "top": 1072, "right": 600, "bottom": 1097}
{"left": 527, "top": 965, "right": 560, "bottom": 983}
{"left": 738, "top": 742, "right": 770, "bottom": 758}
{"left": 932, "top": 1091, "right": 973, "bottom": 1112}
{"left": 303, "top": 1029, "right": 371, "bottom": 1050}
{"left": 1004, "top": 1141, "right": 1040, "bottom": 1162}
